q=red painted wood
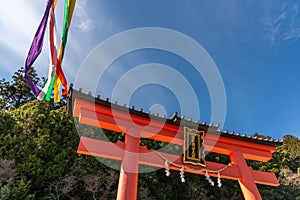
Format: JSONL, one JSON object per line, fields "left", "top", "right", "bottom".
{"left": 230, "top": 151, "right": 262, "bottom": 200}
{"left": 77, "top": 137, "right": 279, "bottom": 186}
{"left": 117, "top": 129, "right": 140, "bottom": 200}
{"left": 77, "top": 104, "right": 276, "bottom": 162}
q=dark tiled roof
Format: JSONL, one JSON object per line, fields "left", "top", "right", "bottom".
{"left": 67, "top": 86, "right": 283, "bottom": 147}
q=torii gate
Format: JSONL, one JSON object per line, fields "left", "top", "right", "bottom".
{"left": 67, "top": 87, "right": 282, "bottom": 200}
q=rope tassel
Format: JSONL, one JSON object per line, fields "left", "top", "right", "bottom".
{"left": 155, "top": 151, "right": 229, "bottom": 186}
{"left": 217, "top": 171, "right": 222, "bottom": 187}
{"left": 205, "top": 171, "right": 214, "bottom": 186}
{"left": 180, "top": 167, "right": 185, "bottom": 183}
{"left": 164, "top": 160, "right": 170, "bottom": 177}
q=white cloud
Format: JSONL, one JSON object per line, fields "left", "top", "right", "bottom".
{"left": 0, "top": 0, "right": 51, "bottom": 78}
{"left": 263, "top": 2, "right": 300, "bottom": 46}
{"left": 0, "top": 1, "right": 45, "bottom": 57}
{"left": 73, "top": 0, "right": 96, "bottom": 32}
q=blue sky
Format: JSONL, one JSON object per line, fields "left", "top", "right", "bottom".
{"left": 1, "top": 0, "right": 300, "bottom": 139}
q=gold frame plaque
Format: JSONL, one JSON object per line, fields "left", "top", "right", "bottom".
{"left": 183, "top": 127, "right": 206, "bottom": 166}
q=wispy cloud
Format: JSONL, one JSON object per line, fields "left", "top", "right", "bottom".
{"left": 73, "top": 0, "right": 96, "bottom": 32}
{"left": 263, "top": 3, "right": 300, "bottom": 46}
{"left": 0, "top": 1, "right": 44, "bottom": 58}
{"left": 0, "top": 1, "right": 49, "bottom": 77}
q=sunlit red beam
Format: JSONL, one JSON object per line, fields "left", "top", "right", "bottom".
{"left": 77, "top": 136, "right": 279, "bottom": 186}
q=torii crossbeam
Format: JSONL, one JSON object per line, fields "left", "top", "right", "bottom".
{"left": 67, "top": 87, "right": 282, "bottom": 200}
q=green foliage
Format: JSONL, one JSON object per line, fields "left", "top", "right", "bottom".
{"left": 1, "top": 177, "right": 35, "bottom": 200}
{"left": 0, "top": 67, "right": 43, "bottom": 109}
{"left": 282, "top": 135, "right": 300, "bottom": 160}
{"left": 0, "top": 99, "right": 120, "bottom": 199}
{"left": 259, "top": 184, "right": 300, "bottom": 200}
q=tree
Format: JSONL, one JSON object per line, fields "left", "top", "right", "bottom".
{"left": 0, "top": 67, "right": 43, "bottom": 109}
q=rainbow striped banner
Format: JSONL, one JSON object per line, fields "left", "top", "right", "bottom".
{"left": 25, "top": 0, "right": 76, "bottom": 102}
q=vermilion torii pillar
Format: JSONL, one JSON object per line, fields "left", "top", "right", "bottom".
{"left": 116, "top": 129, "right": 140, "bottom": 199}
{"left": 68, "top": 88, "right": 282, "bottom": 200}
{"left": 230, "top": 151, "right": 262, "bottom": 200}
